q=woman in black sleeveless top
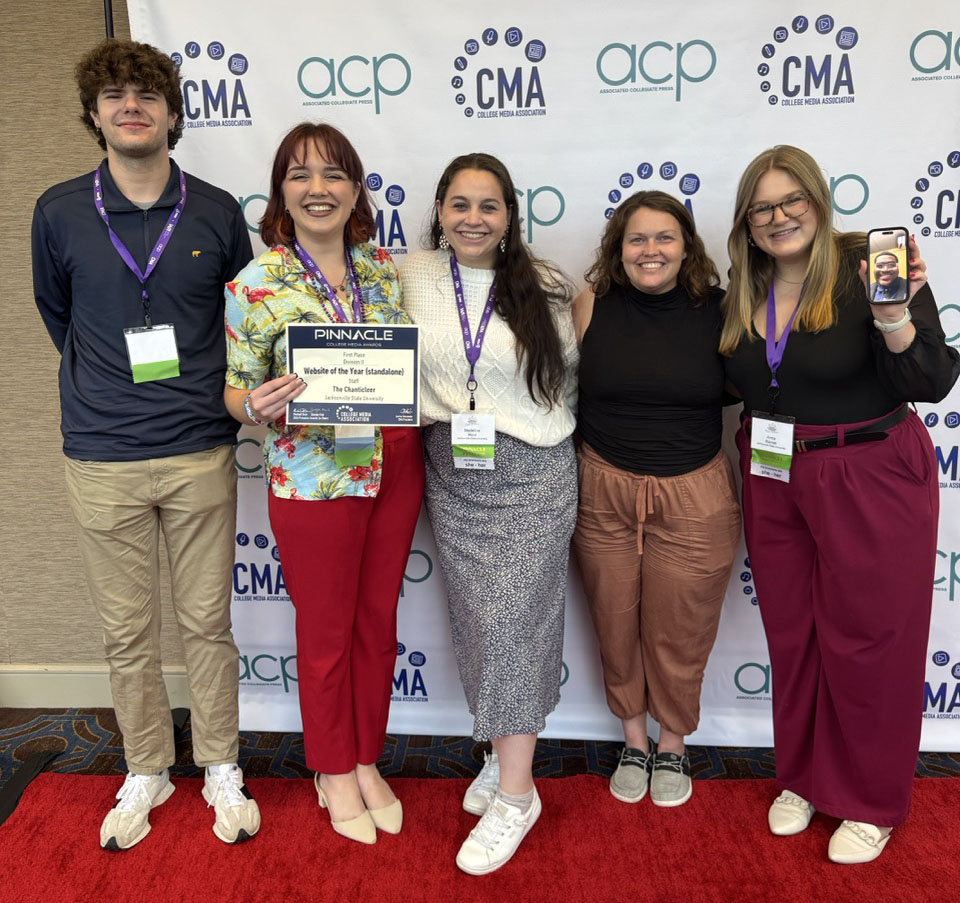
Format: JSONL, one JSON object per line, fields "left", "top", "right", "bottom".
{"left": 572, "top": 191, "right": 740, "bottom": 808}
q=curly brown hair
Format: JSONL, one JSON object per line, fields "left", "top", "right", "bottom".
{"left": 585, "top": 190, "right": 719, "bottom": 304}
{"left": 76, "top": 39, "right": 184, "bottom": 150}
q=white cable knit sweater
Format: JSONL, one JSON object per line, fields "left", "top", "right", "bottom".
{"left": 400, "top": 249, "right": 578, "bottom": 447}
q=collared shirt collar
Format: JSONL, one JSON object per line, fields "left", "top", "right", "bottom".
{"left": 98, "top": 157, "right": 183, "bottom": 212}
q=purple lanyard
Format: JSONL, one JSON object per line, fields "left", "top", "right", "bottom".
{"left": 94, "top": 165, "right": 186, "bottom": 327}
{"left": 765, "top": 281, "right": 801, "bottom": 411}
{"left": 450, "top": 254, "right": 496, "bottom": 411}
{"left": 292, "top": 240, "right": 364, "bottom": 324}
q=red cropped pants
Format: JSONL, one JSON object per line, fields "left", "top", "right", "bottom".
{"left": 269, "top": 427, "right": 424, "bottom": 774}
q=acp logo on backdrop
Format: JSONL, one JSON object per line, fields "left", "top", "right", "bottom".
{"left": 595, "top": 35, "right": 717, "bottom": 101}
{"left": 908, "top": 151, "right": 960, "bottom": 239}
{"left": 450, "top": 26, "right": 548, "bottom": 119}
{"left": 756, "top": 14, "right": 858, "bottom": 108}
{"left": 171, "top": 40, "right": 252, "bottom": 128}
{"left": 298, "top": 51, "right": 411, "bottom": 115}
{"left": 601, "top": 161, "right": 702, "bottom": 219}
{"left": 909, "top": 28, "right": 960, "bottom": 81}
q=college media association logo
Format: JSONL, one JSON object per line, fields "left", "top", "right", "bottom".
{"left": 924, "top": 650, "right": 960, "bottom": 718}
{"left": 908, "top": 151, "right": 960, "bottom": 239}
{"left": 451, "top": 26, "right": 547, "bottom": 119}
{"left": 233, "top": 533, "right": 288, "bottom": 602}
{"left": 596, "top": 36, "right": 716, "bottom": 101}
{"left": 171, "top": 40, "right": 251, "bottom": 128}
{"left": 392, "top": 642, "right": 428, "bottom": 702}
{"left": 757, "top": 15, "right": 858, "bottom": 108}
{"left": 298, "top": 50, "right": 411, "bottom": 115}
{"left": 366, "top": 172, "right": 408, "bottom": 255}
{"left": 602, "top": 161, "right": 701, "bottom": 219}
{"left": 910, "top": 29, "right": 960, "bottom": 82}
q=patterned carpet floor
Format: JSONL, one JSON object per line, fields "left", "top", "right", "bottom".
{"left": 2, "top": 708, "right": 959, "bottom": 790}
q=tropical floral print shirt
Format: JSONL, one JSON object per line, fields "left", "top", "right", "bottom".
{"left": 225, "top": 243, "right": 408, "bottom": 500}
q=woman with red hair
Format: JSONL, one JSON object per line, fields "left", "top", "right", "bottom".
{"left": 224, "top": 122, "right": 424, "bottom": 844}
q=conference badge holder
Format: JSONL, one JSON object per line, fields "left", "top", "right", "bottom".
{"left": 750, "top": 411, "right": 795, "bottom": 482}
{"left": 451, "top": 412, "right": 496, "bottom": 470}
{"left": 334, "top": 424, "right": 376, "bottom": 469}
{"left": 123, "top": 324, "right": 180, "bottom": 384}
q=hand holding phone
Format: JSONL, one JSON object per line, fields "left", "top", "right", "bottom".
{"left": 866, "top": 228, "right": 909, "bottom": 303}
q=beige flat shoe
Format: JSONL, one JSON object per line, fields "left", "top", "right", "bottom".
{"left": 368, "top": 797, "right": 403, "bottom": 834}
{"left": 828, "top": 820, "right": 891, "bottom": 864}
{"left": 314, "top": 773, "right": 377, "bottom": 845}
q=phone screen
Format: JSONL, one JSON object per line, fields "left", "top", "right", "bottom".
{"left": 867, "top": 228, "right": 909, "bottom": 303}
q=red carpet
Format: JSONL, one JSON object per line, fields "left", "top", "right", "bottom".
{"left": 2, "top": 775, "right": 956, "bottom": 903}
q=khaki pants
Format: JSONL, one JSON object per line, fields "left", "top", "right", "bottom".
{"left": 64, "top": 445, "right": 239, "bottom": 772}
{"left": 572, "top": 444, "right": 741, "bottom": 736}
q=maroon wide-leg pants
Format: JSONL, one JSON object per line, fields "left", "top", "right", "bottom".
{"left": 736, "top": 410, "right": 937, "bottom": 826}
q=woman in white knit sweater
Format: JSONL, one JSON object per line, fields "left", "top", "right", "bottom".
{"left": 400, "top": 153, "right": 578, "bottom": 876}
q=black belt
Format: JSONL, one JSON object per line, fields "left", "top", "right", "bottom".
{"left": 793, "top": 405, "right": 910, "bottom": 453}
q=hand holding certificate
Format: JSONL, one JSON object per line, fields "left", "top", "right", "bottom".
{"left": 285, "top": 323, "right": 420, "bottom": 426}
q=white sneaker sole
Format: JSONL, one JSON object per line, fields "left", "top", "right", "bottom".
{"left": 609, "top": 780, "right": 649, "bottom": 804}
{"left": 455, "top": 801, "right": 542, "bottom": 875}
{"left": 650, "top": 784, "right": 693, "bottom": 808}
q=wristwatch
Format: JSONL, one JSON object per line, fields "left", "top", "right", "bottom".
{"left": 873, "top": 307, "right": 912, "bottom": 333}
{"left": 243, "top": 393, "right": 264, "bottom": 425}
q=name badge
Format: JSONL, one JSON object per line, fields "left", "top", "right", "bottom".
{"left": 123, "top": 324, "right": 180, "bottom": 384}
{"left": 334, "top": 424, "right": 376, "bottom": 469}
{"left": 451, "top": 412, "right": 496, "bottom": 470}
{"left": 750, "top": 411, "right": 795, "bottom": 482}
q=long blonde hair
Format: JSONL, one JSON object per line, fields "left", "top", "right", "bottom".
{"left": 720, "top": 145, "right": 861, "bottom": 355}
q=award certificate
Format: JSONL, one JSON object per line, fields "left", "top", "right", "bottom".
{"left": 285, "top": 323, "right": 419, "bottom": 426}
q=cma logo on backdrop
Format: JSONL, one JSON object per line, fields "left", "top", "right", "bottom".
{"left": 908, "top": 151, "right": 960, "bottom": 239}
{"left": 451, "top": 26, "right": 548, "bottom": 119}
{"left": 596, "top": 36, "right": 717, "bottom": 101}
{"left": 602, "top": 161, "right": 701, "bottom": 219}
{"left": 910, "top": 29, "right": 960, "bottom": 80}
{"left": 366, "top": 172, "right": 408, "bottom": 254}
{"left": 924, "top": 650, "right": 960, "bottom": 718}
{"left": 171, "top": 40, "right": 252, "bottom": 128}
{"left": 392, "top": 642, "right": 429, "bottom": 701}
{"left": 739, "top": 558, "right": 759, "bottom": 607}
{"left": 757, "top": 14, "right": 858, "bottom": 108}
{"left": 934, "top": 443, "right": 960, "bottom": 490}
{"left": 298, "top": 52, "right": 412, "bottom": 115}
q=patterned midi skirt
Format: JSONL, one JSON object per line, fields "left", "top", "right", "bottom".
{"left": 423, "top": 422, "right": 578, "bottom": 740}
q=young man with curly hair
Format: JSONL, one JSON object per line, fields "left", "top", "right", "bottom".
{"left": 32, "top": 38, "right": 259, "bottom": 850}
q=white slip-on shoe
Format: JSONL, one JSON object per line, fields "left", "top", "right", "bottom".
{"left": 828, "top": 820, "right": 891, "bottom": 864}
{"left": 768, "top": 791, "right": 815, "bottom": 836}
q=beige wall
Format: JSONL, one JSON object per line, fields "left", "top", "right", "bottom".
{"left": 1, "top": 2, "right": 194, "bottom": 682}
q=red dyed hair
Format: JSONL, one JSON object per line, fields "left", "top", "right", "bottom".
{"left": 260, "top": 122, "right": 376, "bottom": 247}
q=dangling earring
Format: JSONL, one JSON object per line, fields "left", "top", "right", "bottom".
{"left": 746, "top": 231, "right": 756, "bottom": 247}
{"left": 438, "top": 231, "right": 449, "bottom": 250}
{"left": 499, "top": 235, "right": 507, "bottom": 253}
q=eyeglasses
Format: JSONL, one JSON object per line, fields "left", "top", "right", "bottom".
{"left": 746, "top": 194, "right": 809, "bottom": 227}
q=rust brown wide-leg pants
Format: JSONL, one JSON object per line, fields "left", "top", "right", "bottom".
{"left": 572, "top": 444, "right": 741, "bottom": 735}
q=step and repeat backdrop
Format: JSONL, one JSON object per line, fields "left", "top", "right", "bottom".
{"left": 129, "top": 1, "right": 960, "bottom": 747}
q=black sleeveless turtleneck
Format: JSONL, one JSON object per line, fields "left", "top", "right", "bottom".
{"left": 577, "top": 281, "right": 725, "bottom": 477}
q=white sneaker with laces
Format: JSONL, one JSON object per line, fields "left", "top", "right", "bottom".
{"left": 100, "top": 769, "right": 175, "bottom": 850}
{"left": 203, "top": 763, "right": 261, "bottom": 843}
{"left": 455, "top": 788, "right": 541, "bottom": 875}
{"left": 462, "top": 750, "right": 500, "bottom": 816}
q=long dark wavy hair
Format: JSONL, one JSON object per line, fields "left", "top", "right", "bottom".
{"left": 428, "top": 153, "right": 572, "bottom": 409}
{"left": 585, "top": 191, "right": 719, "bottom": 303}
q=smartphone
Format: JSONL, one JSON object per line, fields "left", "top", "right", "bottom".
{"left": 867, "top": 227, "right": 909, "bottom": 303}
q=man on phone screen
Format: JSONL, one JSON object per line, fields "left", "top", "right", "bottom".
{"left": 871, "top": 251, "right": 907, "bottom": 301}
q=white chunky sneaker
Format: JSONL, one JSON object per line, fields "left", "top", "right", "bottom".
{"left": 462, "top": 750, "right": 500, "bottom": 816}
{"left": 203, "top": 764, "right": 261, "bottom": 843}
{"left": 100, "top": 769, "right": 175, "bottom": 851}
{"left": 828, "top": 820, "right": 891, "bottom": 864}
{"left": 455, "top": 789, "right": 542, "bottom": 875}
{"left": 768, "top": 791, "right": 815, "bottom": 836}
